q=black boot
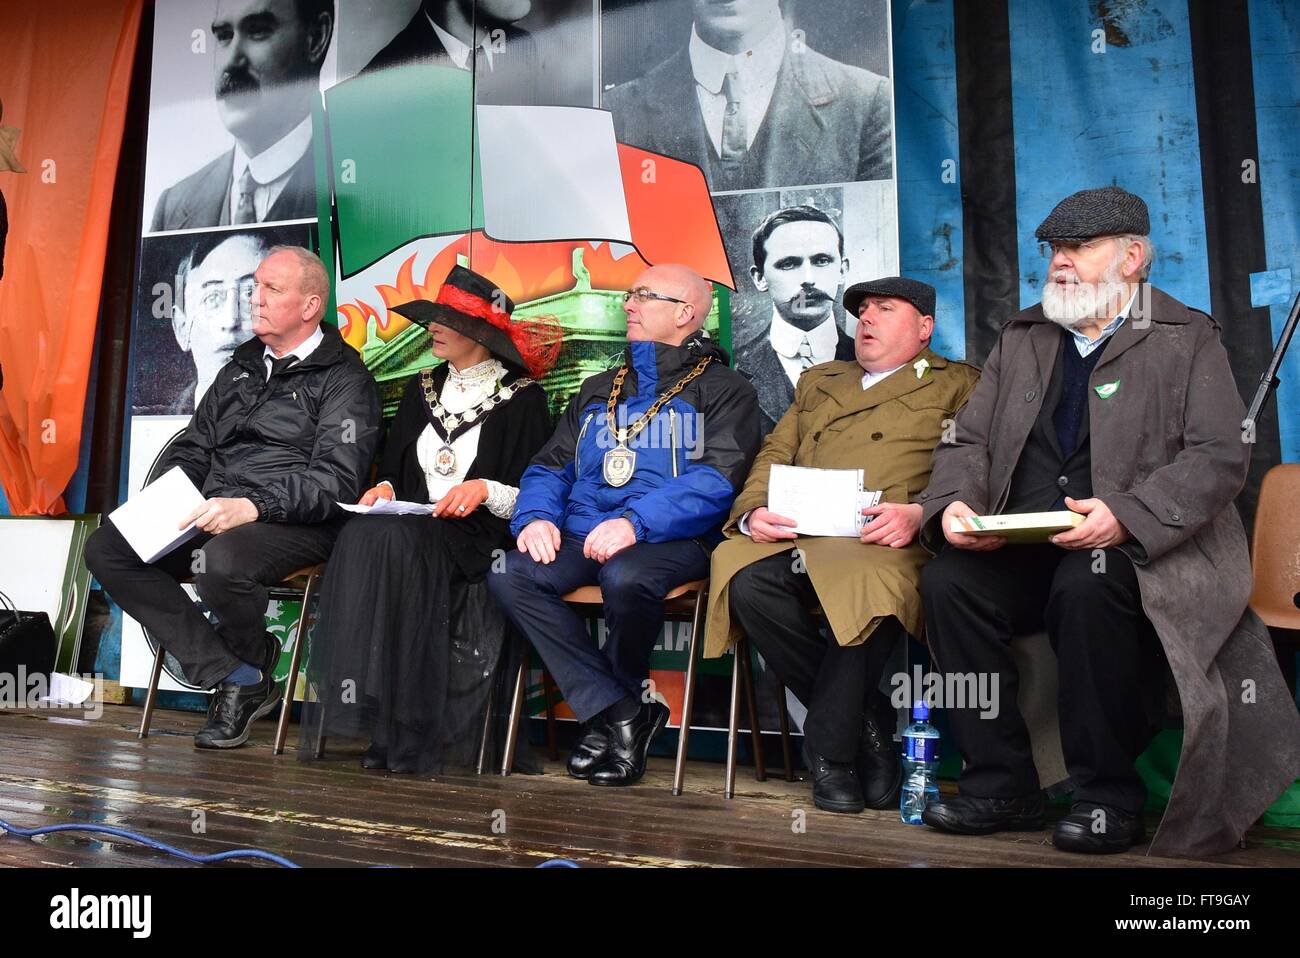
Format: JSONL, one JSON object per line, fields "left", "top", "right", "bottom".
{"left": 567, "top": 717, "right": 612, "bottom": 779}
{"left": 588, "top": 701, "right": 670, "bottom": 786}
{"left": 1052, "top": 802, "right": 1145, "bottom": 853}
{"left": 921, "top": 792, "right": 1046, "bottom": 835}
{"left": 194, "top": 675, "right": 279, "bottom": 749}
{"left": 804, "top": 743, "right": 865, "bottom": 814}
{"left": 857, "top": 712, "right": 903, "bottom": 809}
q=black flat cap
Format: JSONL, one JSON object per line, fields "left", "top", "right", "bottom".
{"left": 843, "top": 276, "right": 936, "bottom": 319}
{"left": 1035, "top": 186, "right": 1150, "bottom": 244}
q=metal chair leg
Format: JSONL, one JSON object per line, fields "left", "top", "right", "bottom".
{"left": 476, "top": 663, "right": 498, "bottom": 775}
{"left": 777, "top": 682, "right": 794, "bottom": 781}
{"left": 724, "top": 641, "right": 742, "bottom": 799}
{"left": 738, "top": 639, "right": 766, "bottom": 782}
{"left": 311, "top": 674, "right": 328, "bottom": 759}
{"left": 672, "top": 587, "right": 706, "bottom": 796}
{"left": 138, "top": 647, "right": 164, "bottom": 739}
{"left": 501, "top": 652, "right": 527, "bottom": 776}
{"left": 543, "top": 668, "right": 558, "bottom": 761}
{"left": 274, "top": 566, "right": 320, "bottom": 755}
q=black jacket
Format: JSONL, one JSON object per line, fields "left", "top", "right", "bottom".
{"left": 160, "top": 323, "right": 382, "bottom": 524}
{"left": 377, "top": 365, "right": 552, "bottom": 580}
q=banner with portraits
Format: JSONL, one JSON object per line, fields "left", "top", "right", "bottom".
{"left": 125, "top": 1, "right": 898, "bottom": 739}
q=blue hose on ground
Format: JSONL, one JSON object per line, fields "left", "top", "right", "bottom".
{"left": 2, "top": 814, "right": 582, "bottom": 868}
{"left": 0, "top": 815, "right": 301, "bottom": 868}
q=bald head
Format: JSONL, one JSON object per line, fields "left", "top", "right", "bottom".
{"left": 623, "top": 264, "right": 712, "bottom": 345}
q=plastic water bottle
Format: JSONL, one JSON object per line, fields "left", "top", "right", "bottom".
{"left": 900, "top": 700, "right": 940, "bottom": 824}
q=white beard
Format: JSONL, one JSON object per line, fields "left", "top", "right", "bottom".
{"left": 1041, "top": 256, "right": 1130, "bottom": 329}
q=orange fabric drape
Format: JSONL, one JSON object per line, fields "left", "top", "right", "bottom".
{"left": 0, "top": 0, "right": 143, "bottom": 515}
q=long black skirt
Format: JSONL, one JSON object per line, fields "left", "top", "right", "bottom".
{"left": 297, "top": 515, "right": 534, "bottom": 774}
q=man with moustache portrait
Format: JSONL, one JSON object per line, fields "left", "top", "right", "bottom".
{"left": 151, "top": 0, "right": 333, "bottom": 232}
{"left": 735, "top": 205, "right": 855, "bottom": 435}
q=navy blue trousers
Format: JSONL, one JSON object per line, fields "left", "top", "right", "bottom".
{"left": 488, "top": 534, "right": 709, "bottom": 723}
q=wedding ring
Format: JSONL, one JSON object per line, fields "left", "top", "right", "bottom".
{"left": 457, "top": 505, "right": 465, "bottom": 513}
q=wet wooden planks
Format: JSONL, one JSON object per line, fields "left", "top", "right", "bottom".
{"left": 0, "top": 705, "right": 1295, "bottom": 869}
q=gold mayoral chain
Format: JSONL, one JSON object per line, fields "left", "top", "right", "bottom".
{"left": 602, "top": 356, "right": 713, "bottom": 487}
{"left": 421, "top": 367, "right": 533, "bottom": 477}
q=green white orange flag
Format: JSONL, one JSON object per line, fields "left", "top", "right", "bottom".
{"left": 324, "top": 65, "right": 733, "bottom": 289}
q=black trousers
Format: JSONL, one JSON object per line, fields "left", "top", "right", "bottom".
{"left": 920, "top": 544, "right": 1164, "bottom": 813}
{"left": 85, "top": 518, "right": 340, "bottom": 690}
{"left": 728, "top": 550, "right": 902, "bottom": 762}
{"left": 487, "top": 534, "right": 710, "bottom": 723}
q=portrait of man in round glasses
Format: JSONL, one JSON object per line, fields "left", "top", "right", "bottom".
{"left": 171, "top": 231, "right": 275, "bottom": 411}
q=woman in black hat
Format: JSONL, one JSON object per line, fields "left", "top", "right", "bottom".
{"left": 300, "top": 265, "right": 558, "bottom": 773}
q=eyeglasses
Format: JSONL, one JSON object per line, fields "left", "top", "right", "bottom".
{"left": 1038, "top": 236, "right": 1120, "bottom": 259}
{"left": 197, "top": 276, "right": 256, "bottom": 315}
{"left": 623, "top": 287, "right": 689, "bottom": 307}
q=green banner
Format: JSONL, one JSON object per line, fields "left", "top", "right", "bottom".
{"left": 325, "top": 64, "right": 483, "bottom": 277}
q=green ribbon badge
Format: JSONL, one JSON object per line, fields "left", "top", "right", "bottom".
{"left": 1094, "top": 379, "right": 1121, "bottom": 399}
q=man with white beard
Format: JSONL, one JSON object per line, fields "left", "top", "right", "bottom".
{"left": 910, "top": 186, "right": 1300, "bottom": 857}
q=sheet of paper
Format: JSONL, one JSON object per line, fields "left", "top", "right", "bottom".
{"left": 39, "top": 672, "right": 96, "bottom": 706}
{"left": 339, "top": 498, "right": 438, "bottom": 516}
{"left": 107, "top": 466, "right": 205, "bottom": 563}
{"left": 768, "top": 465, "right": 880, "bottom": 537}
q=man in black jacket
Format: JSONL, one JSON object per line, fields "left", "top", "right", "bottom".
{"left": 86, "top": 245, "right": 381, "bottom": 749}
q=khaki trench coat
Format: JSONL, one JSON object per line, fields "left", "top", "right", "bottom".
{"left": 917, "top": 284, "right": 1300, "bottom": 858}
{"left": 704, "top": 348, "right": 980, "bottom": 659}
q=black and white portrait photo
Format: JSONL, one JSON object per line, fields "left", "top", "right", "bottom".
{"left": 715, "top": 183, "right": 898, "bottom": 433}
{"left": 601, "top": 0, "right": 894, "bottom": 193}
{"left": 144, "top": 0, "right": 334, "bottom": 233}
{"left": 337, "top": 0, "right": 597, "bottom": 106}
{"left": 131, "top": 223, "right": 316, "bottom": 416}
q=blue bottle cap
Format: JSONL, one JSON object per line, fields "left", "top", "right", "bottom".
{"left": 912, "top": 700, "right": 930, "bottom": 721}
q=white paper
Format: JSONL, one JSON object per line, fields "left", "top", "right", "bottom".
{"left": 39, "top": 672, "right": 96, "bottom": 706}
{"left": 108, "top": 466, "right": 205, "bottom": 563}
{"left": 339, "top": 498, "right": 438, "bottom": 516}
{"left": 768, "top": 465, "right": 882, "bottom": 537}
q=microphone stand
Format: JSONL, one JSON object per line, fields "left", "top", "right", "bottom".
{"left": 1243, "top": 291, "right": 1300, "bottom": 442}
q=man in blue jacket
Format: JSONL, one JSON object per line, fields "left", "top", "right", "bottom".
{"left": 489, "top": 264, "right": 761, "bottom": 786}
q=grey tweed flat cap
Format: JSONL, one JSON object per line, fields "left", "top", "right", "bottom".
{"left": 843, "top": 276, "right": 937, "bottom": 319}
{"left": 1035, "top": 186, "right": 1150, "bottom": 243}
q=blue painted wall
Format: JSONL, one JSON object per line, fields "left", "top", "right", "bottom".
{"left": 1249, "top": 0, "right": 1300, "bottom": 463}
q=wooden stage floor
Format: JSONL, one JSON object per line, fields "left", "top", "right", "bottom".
{"left": 1, "top": 704, "right": 1296, "bottom": 869}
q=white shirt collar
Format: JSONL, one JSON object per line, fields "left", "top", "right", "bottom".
{"left": 232, "top": 115, "right": 313, "bottom": 187}
{"left": 687, "top": 19, "right": 786, "bottom": 94}
{"left": 263, "top": 324, "right": 325, "bottom": 372}
{"left": 768, "top": 309, "right": 839, "bottom": 360}
{"left": 1069, "top": 287, "right": 1137, "bottom": 357}
{"left": 427, "top": 11, "right": 491, "bottom": 70}
{"left": 861, "top": 362, "right": 906, "bottom": 391}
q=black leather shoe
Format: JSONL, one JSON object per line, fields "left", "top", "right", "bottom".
{"left": 804, "top": 744, "right": 865, "bottom": 814}
{"left": 566, "top": 718, "right": 611, "bottom": 779}
{"left": 588, "top": 701, "right": 670, "bottom": 786}
{"left": 857, "top": 713, "right": 903, "bottom": 810}
{"left": 1053, "top": 802, "right": 1145, "bottom": 854}
{"left": 360, "top": 743, "right": 388, "bottom": 770}
{"left": 921, "top": 791, "right": 1045, "bottom": 835}
{"left": 194, "top": 676, "right": 279, "bottom": 749}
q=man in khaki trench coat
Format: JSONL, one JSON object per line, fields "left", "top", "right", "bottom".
{"left": 917, "top": 186, "right": 1300, "bottom": 857}
{"left": 705, "top": 277, "right": 979, "bottom": 814}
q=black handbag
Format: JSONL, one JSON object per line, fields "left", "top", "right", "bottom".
{"left": 0, "top": 589, "right": 56, "bottom": 678}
